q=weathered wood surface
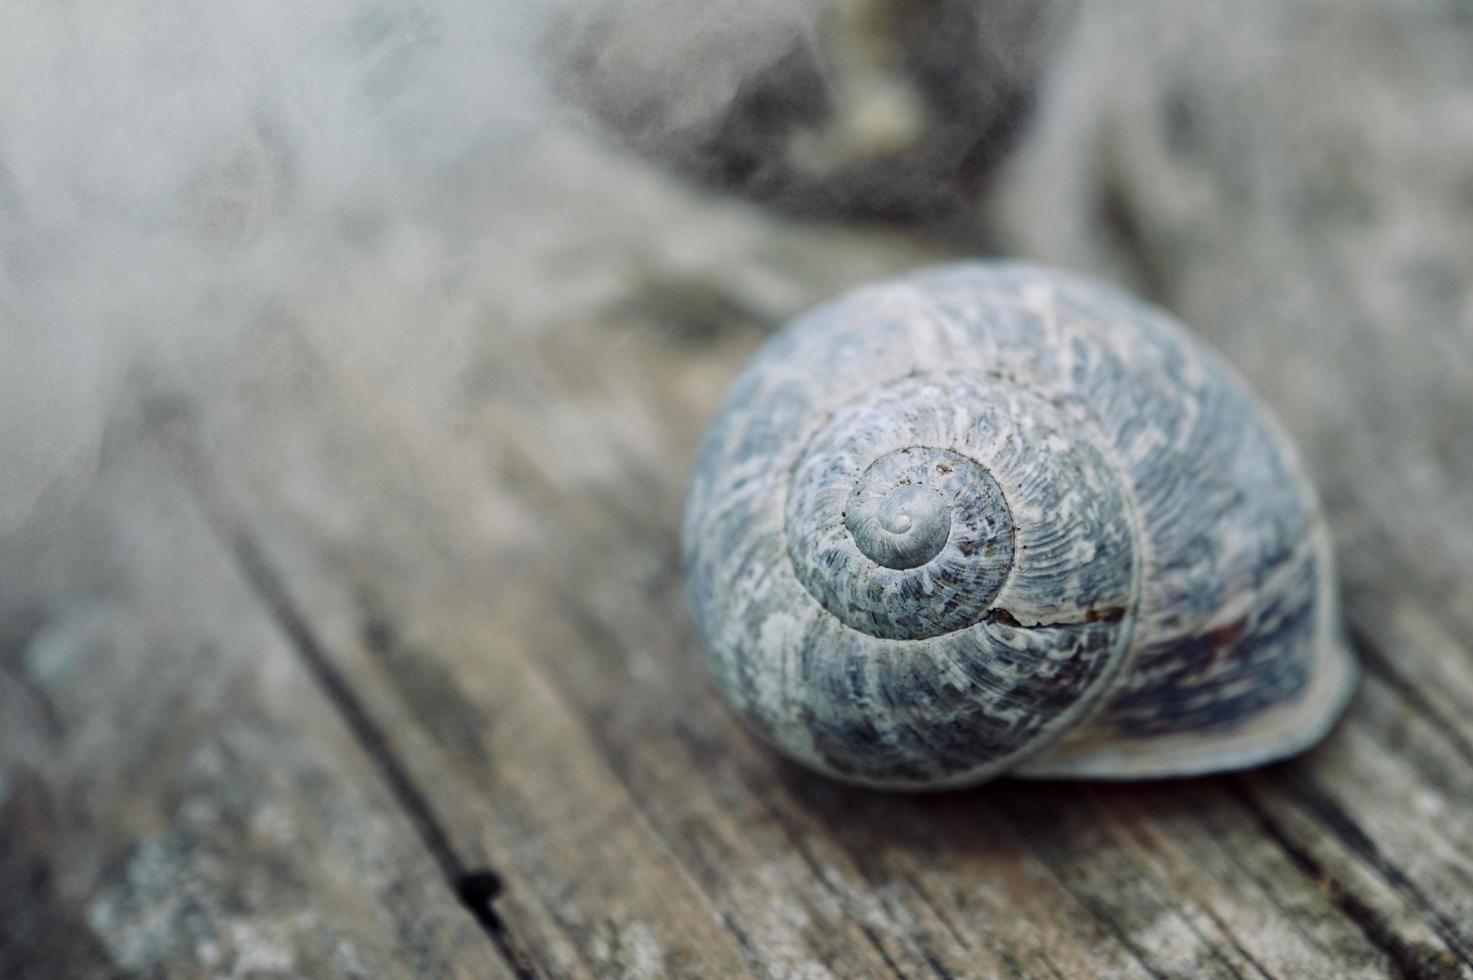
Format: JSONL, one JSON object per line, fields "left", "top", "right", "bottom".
{"left": 5, "top": 2, "right": 1473, "bottom": 978}
{"left": 0, "top": 427, "right": 506, "bottom": 978}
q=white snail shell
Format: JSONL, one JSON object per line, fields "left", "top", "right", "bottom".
{"left": 681, "top": 263, "right": 1356, "bottom": 790}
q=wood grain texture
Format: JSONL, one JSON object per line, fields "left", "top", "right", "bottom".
{"left": 0, "top": 424, "right": 508, "bottom": 979}
{"left": 5, "top": 2, "right": 1473, "bottom": 975}
{"left": 133, "top": 191, "right": 1462, "bottom": 975}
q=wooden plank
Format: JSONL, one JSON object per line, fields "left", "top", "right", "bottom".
{"left": 153, "top": 205, "right": 1453, "bottom": 976}
{"left": 0, "top": 419, "right": 511, "bottom": 979}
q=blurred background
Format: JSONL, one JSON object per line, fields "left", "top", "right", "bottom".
{"left": 3, "top": 2, "right": 1473, "bottom": 977}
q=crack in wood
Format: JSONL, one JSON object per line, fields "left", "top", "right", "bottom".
{"left": 1229, "top": 780, "right": 1469, "bottom": 980}
{"left": 764, "top": 800, "right": 929, "bottom": 980}
{"left": 1282, "top": 781, "right": 1473, "bottom": 971}
{"left": 1191, "top": 894, "right": 1274, "bottom": 980}
{"left": 150, "top": 410, "right": 539, "bottom": 980}
{"left": 1095, "top": 792, "right": 1272, "bottom": 980}
{"left": 1212, "top": 818, "right": 1354, "bottom": 966}
{"left": 894, "top": 868, "right": 975, "bottom": 956}
{"left": 1012, "top": 857, "right": 1169, "bottom": 980}
{"left": 998, "top": 805, "right": 1241, "bottom": 980}
{"left": 223, "top": 527, "right": 539, "bottom": 980}
{"left": 1346, "top": 624, "right": 1473, "bottom": 770}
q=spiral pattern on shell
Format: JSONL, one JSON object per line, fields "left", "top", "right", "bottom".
{"left": 682, "top": 263, "right": 1355, "bottom": 789}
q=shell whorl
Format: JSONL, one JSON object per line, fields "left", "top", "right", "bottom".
{"left": 683, "top": 263, "right": 1355, "bottom": 790}
{"left": 788, "top": 438, "right": 1015, "bottom": 640}
{"left": 846, "top": 457, "right": 964, "bottom": 572}
{"left": 706, "top": 369, "right": 1142, "bottom": 786}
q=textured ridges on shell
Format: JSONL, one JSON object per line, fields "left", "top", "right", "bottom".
{"left": 785, "top": 419, "right": 1018, "bottom": 641}
{"left": 847, "top": 478, "right": 954, "bottom": 571}
{"left": 690, "top": 380, "right": 1140, "bottom": 787}
{"left": 682, "top": 261, "right": 1355, "bottom": 789}
{"left": 1016, "top": 515, "right": 1357, "bottom": 779}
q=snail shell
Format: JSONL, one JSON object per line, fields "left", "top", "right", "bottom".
{"left": 681, "top": 263, "right": 1356, "bottom": 790}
